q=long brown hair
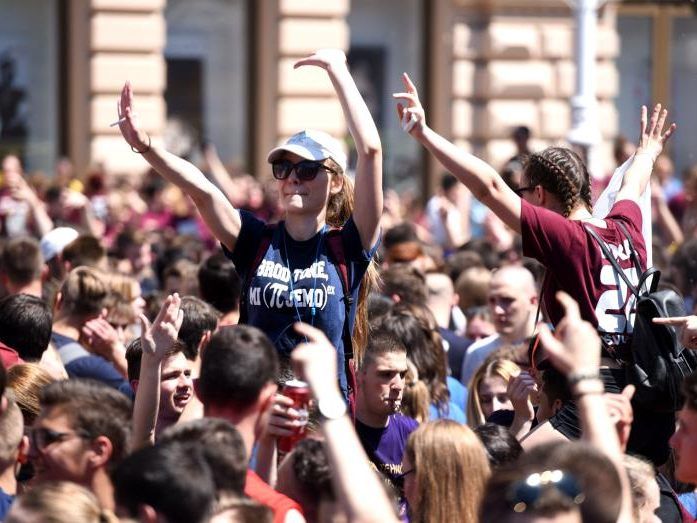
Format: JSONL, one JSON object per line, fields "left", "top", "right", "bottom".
{"left": 467, "top": 357, "right": 520, "bottom": 428}
{"left": 326, "top": 170, "right": 379, "bottom": 364}
{"left": 406, "top": 420, "right": 490, "bottom": 523}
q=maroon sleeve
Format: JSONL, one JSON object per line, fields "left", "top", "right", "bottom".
{"left": 605, "top": 200, "right": 643, "bottom": 238}
{"left": 520, "top": 200, "right": 588, "bottom": 266}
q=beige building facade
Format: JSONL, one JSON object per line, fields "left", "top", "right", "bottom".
{"left": 2, "top": 0, "right": 695, "bottom": 195}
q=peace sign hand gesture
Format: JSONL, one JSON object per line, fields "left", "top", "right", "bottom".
{"left": 636, "top": 104, "right": 676, "bottom": 161}
{"left": 116, "top": 82, "right": 150, "bottom": 152}
{"left": 139, "top": 293, "right": 184, "bottom": 362}
{"left": 393, "top": 73, "right": 426, "bottom": 137}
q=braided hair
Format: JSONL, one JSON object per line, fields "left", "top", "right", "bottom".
{"left": 524, "top": 147, "right": 593, "bottom": 217}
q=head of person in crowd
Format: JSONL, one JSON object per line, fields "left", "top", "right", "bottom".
{"left": 53, "top": 266, "right": 107, "bottom": 326}
{"left": 198, "top": 252, "right": 242, "bottom": 326}
{"left": 376, "top": 305, "right": 450, "bottom": 417}
{"left": 158, "top": 418, "right": 247, "bottom": 502}
{"left": 613, "top": 135, "right": 636, "bottom": 167}
{"left": 276, "top": 437, "right": 334, "bottom": 523}
{"left": 519, "top": 147, "right": 593, "bottom": 219}
{"left": 380, "top": 263, "right": 427, "bottom": 306}
{"left": 356, "top": 327, "right": 408, "bottom": 427}
{"left": 382, "top": 222, "right": 421, "bottom": 264}
{"left": 5, "top": 481, "right": 119, "bottom": 523}
{"left": 40, "top": 227, "right": 79, "bottom": 283}
{"left": 103, "top": 296, "right": 137, "bottom": 346}
{"left": 467, "top": 357, "right": 520, "bottom": 428}
{"left": 670, "top": 372, "right": 697, "bottom": 484}
{"left": 178, "top": 295, "right": 220, "bottom": 360}
{"left": 7, "top": 363, "right": 56, "bottom": 426}
{"left": 443, "top": 250, "right": 484, "bottom": 284}
{"left": 480, "top": 441, "right": 623, "bottom": 523}
{"left": 196, "top": 325, "right": 279, "bottom": 453}
{"left": 511, "top": 125, "right": 531, "bottom": 157}
{"left": 535, "top": 367, "right": 571, "bottom": 424}
{"left": 112, "top": 441, "right": 216, "bottom": 523}
{"left": 669, "top": 239, "right": 697, "bottom": 311}
{"left": 487, "top": 266, "right": 538, "bottom": 343}
{"left": 402, "top": 420, "right": 490, "bottom": 523}
{"left": 622, "top": 454, "right": 660, "bottom": 523}
{"left": 425, "top": 271, "right": 459, "bottom": 329}
{"left": 474, "top": 422, "right": 523, "bottom": 469}
{"left": 455, "top": 266, "right": 491, "bottom": 313}
{"left": 464, "top": 305, "right": 496, "bottom": 341}
{"left": 62, "top": 235, "right": 107, "bottom": 273}
{"left": 29, "top": 379, "right": 132, "bottom": 509}
{"left": 367, "top": 292, "right": 394, "bottom": 324}
{"left": 0, "top": 394, "right": 28, "bottom": 498}
{"left": 0, "top": 236, "right": 42, "bottom": 297}
{"left": 163, "top": 258, "right": 200, "bottom": 296}
{"left": 126, "top": 338, "right": 192, "bottom": 434}
{"left": 113, "top": 228, "right": 154, "bottom": 278}
{"left": 105, "top": 273, "right": 146, "bottom": 321}
{"left": 0, "top": 293, "right": 52, "bottom": 362}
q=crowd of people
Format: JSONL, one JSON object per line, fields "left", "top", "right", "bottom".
{"left": 0, "top": 47, "right": 696, "bottom": 522}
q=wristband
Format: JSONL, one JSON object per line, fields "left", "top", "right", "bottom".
{"left": 131, "top": 133, "right": 151, "bottom": 154}
{"left": 567, "top": 370, "right": 601, "bottom": 387}
{"left": 570, "top": 378, "right": 605, "bottom": 400}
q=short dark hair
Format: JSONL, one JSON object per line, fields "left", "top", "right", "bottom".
{"left": 40, "top": 380, "right": 132, "bottom": 467}
{"left": 382, "top": 223, "right": 419, "bottom": 251}
{"left": 292, "top": 438, "right": 335, "bottom": 502}
{"left": 359, "top": 327, "right": 407, "bottom": 371}
{"left": 380, "top": 264, "right": 427, "bottom": 306}
{"left": 198, "top": 325, "right": 279, "bottom": 409}
{"left": 198, "top": 253, "right": 241, "bottom": 314}
{"left": 112, "top": 441, "right": 215, "bottom": 523}
{"left": 62, "top": 235, "right": 106, "bottom": 269}
{"left": 125, "top": 338, "right": 187, "bottom": 383}
{"left": 159, "top": 418, "right": 247, "bottom": 496}
{"left": 473, "top": 422, "right": 523, "bottom": 469}
{"left": 440, "top": 173, "right": 459, "bottom": 192}
{"left": 0, "top": 294, "right": 52, "bottom": 360}
{"left": 178, "top": 296, "right": 220, "bottom": 360}
{"left": 541, "top": 367, "right": 571, "bottom": 405}
{"left": 1, "top": 236, "right": 42, "bottom": 285}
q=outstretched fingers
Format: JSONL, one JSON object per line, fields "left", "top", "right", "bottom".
{"left": 653, "top": 316, "right": 689, "bottom": 326}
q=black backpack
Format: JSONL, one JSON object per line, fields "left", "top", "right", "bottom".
{"left": 585, "top": 222, "right": 697, "bottom": 412}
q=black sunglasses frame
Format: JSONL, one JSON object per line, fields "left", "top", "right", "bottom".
{"left": 507, "top": 469, "right": 585, "bottom": 514}
{"left": 271, "top": 159, "right": 337, "bottom": 181}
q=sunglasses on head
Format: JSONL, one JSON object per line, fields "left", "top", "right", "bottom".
{"left": 507, "top": 469, "right": 585, "bottom": 513}
{"left": 271, "top": 159, "right": 337, "bottom": 181}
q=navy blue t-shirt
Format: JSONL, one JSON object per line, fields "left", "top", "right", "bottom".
{"left": 0, "top": 488, "right": 14, "bottom": 520}
{"left": 225, "top": 211, "right": 378, "bottom": 396}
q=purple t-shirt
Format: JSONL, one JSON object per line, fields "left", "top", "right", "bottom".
{"left": 355, "top": 413, "right": 419, "bottom": 495}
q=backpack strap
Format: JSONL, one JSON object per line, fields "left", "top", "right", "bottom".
{"left": 325, "top": 228, "right": 354, "bottom": 361}
{"left": 238, "top": 224, "right": 276, "bottom": 325}
{"left": 584, "top": 224, "right": 640, "bottom": 297}
{"left": 615, "top": 222, "right": 659, "bottom": 293}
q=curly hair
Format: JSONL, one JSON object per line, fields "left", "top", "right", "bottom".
{"left": 525, "top": 147, "right": 592, "bottom": 217}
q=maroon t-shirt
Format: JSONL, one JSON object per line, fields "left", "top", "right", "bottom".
{"left": 521, "top": 199, "right": 646, "bottom": 340}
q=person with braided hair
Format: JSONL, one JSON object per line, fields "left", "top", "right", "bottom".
{"left": 394, "top": 75, "right": 677, "bottom": 462}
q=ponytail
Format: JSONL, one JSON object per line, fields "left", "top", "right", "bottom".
{"left": 402, "top": 359, "right": 431, "bottom": 423}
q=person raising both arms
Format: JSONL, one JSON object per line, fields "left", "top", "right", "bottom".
{"left": 117, "top": 49, "right": 382, "bottom": 399}
{"left": 394, "top": 74, "right": 676, "bottom": 461}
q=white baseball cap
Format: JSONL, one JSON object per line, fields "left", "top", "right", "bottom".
{"left": 40, "top": 227, "right": 79, "bottom": 262}
{"left": 267, "top": 130, "right": 347, "bottom": 173}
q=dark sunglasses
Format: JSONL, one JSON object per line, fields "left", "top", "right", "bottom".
{"left": 271, "top": 159, "right": 337, "bottom": 181}
{"left": 513, "top": 185, "right": 536, "bottom": 197}
{"left": 30, "top": 427, "right": 90, "bottom": 450}
{"left": 507, "top": 469, "right": 585, "bottom": 513}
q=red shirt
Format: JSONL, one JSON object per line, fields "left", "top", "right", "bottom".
{"left": 0, "top": 342, "right": 23, "bottom": 369}
{"left": 245, "top": 469, "right": 303, "bottom": 523}
{"left": 521, "top": 199, "right": 646, "bottom": 337}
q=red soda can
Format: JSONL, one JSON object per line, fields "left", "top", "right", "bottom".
{"left": 277, "top": 379, "right": 311, "bottom": 454}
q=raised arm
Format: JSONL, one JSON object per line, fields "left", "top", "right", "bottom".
{"left": 394, "top": 73, "right": 522, "bottom": 233}
{"left": 537, "top": 292, "right": 634, "bottom": 523}
{"left": 131, "top": 293, "right": 184, "bottom": 450}
{"left": 616, "top": 104, "right": 676, "bottom": 203}
{"left": 117, "top": 83, "right": 241, "bottom": 251}
{"left": 291, "top": 323, "right": 399, "bottom": 523}
{"left": 295, "top": 50, "right": 382, "bottom": 250}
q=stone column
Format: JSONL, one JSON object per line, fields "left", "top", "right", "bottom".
{"left": 252, "top": 0, "right": 350, "bottom": 179}
{"left": 67, "top": 0, "right": 166, "bottom": 174}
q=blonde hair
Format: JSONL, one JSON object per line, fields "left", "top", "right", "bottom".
{"left": 0, "top": 395, "right": 23, "bottom": 466}
{"left": 6, "top": 481, "right": 119, "bottom": 523}
{"left": 467, "top": 358, "right": 520, "bottom": 428}
{"left": 623, "top": 454, "right": 657, "bottom": 522}
{"left": 56, "top": 266, "right": 108, "bottom": 319}
{"left": 105, "top": 273, "right": 139, "bottom": 302}
{"left": 401, "top": 359, "right": 431, "bottom": 423}
{"left": 326, "top": 171, "right": 379, "bottom": 365}
{"left": 7, "top": 363, "right": 57, "bottom": 426}
{"left": 405, "top": 420, "right": 490, "bottom": 523}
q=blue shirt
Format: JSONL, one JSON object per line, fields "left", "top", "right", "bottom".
{"left": 227, "top": 212, "right": 377, "bottom": 397}
{"left": 0, "top": 487, "right": 14, "bottom": 520}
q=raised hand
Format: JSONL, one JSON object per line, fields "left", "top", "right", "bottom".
{"left": 117, "top": 82, "right": 150, "bottom": 152}
{"left": 507, "top": 371, "right": 538, "bottom": 421}
{"left": 139, "top": 293, "right": 184, "bottom": 361}
{"left": 294, "top": 48, "right": 347, "bottom": 72}
{"left": 605, "top": 385, "right": 635, "bottom": 452}
{"left": 537, "top": 292, "right": 602, "bottom": 376}
{"left": 636, "top": 104, "right": 676, "bottom": 161}
{"left": 393, "top": 73, "right": 426, "bottom": 136}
